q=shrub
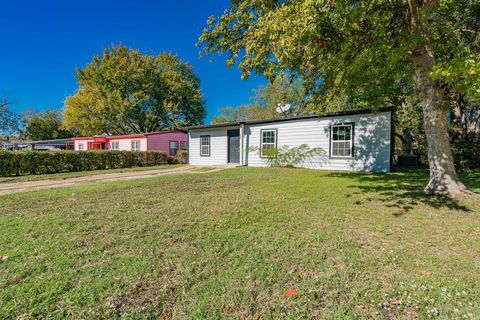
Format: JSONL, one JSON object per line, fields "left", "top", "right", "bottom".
{"left": 452, "top": 138, "right": 480, "bottom": 170}
{"left": 0, "top": 150, "right": 168, "bottom": 176}
{"left": 167, "top": 156, "right": 179, "bottom": 165}
{"left": 177, "top": 150, "right": 188, "bottom": 164}
{"left": 249, "top": 144, "right": 326, "bottom": 167}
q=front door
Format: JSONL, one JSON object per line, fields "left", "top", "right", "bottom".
{"left": 91, "top": 143, "right": 104, "bottom": 150}
{"left": 227, "top": 129, "right": 240, "bottom": 163}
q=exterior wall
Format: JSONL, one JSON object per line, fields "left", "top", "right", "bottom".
{"left": 107, "top": 138, "right": 147, "bottom": 151}
{"left": 188, "top": 111, "right": 391, "bottom": 172}
{"left": 147, "top": 131, "right": 187, "bottom": 155}
{"left": 245, "top": 111, "right": 391, "bottom": 172}
{"left": 74, "top": 139, "right": 92, "bottom": 151}
{"left": 189, "top": 127, "right": 239, "bottom": 165}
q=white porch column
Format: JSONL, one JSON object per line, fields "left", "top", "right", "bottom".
{"left": 239, "top": 122, "right": 245, "bottom": 166}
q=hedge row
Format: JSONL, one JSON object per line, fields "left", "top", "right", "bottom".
{"left": 0, "top": 151, "right": 170, "bottom": 176}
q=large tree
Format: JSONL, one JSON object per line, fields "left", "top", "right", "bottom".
{"left": 0, "top": 98, "right": 19, "bottom": 136}
{"left": 64, "top": 45, "right": 206, "bottom": 135}
{"left": 199, "top": 0, "right": 479, "bottom": 197}
{"left": 23, "top": 109, "right": 77, "bottom": 141}
{"left": 213, "top": 75, "right": 307, "bottom": 123}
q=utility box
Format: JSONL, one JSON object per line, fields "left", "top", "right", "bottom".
{"left": 398, "top": 154, "right": 418, "bottom": 168}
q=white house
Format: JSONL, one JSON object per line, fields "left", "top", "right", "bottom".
{"left": 187, "top": 108, "right": 393, "bottom": 172}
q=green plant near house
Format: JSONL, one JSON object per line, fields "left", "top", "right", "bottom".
{"left": 249, "top": 144, "right": 326, "bottom": 167}
{"left": 0, "top": 150, "right": 168, "bottom": 176}
{"left": 177, "top": 150, "right": 188, "bottom": 164}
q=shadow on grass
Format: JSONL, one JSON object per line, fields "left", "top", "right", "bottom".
{"left": 327, "top": 169, "right": 479, "bottom": 214}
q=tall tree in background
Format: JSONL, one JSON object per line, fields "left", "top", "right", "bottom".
{"left": 64, "top": 45, "right": 206, "bottom": 135}
{"left": 23, "top": 109, "right": 77, "bottom": 141}
{"left": 199, "top": 0, "right": 479, "bottom": 197}
{"left": 0, "top": 98, "right": 19, "bottom": 136}
{"left": 213, "top": 75, "right": 307, "bottom": 123}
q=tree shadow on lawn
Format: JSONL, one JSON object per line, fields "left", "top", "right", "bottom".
{"left": 326, "top": 169, "right": 478, "bottom": 215}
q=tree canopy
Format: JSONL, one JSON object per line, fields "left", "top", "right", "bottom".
{"left": 213, "top": 75, "right": 307, "bottom": 123}
{"left": 23, "top": 109, "right": 77, "bottom": 141}
{"left": 199, "top": 0, "right": 480, "bottom": 197}
{"left": 0, "top": 99, "right": 19, "bottom": 136}
{"left": 64, "top": 45, "right": 206, "bottom": 135}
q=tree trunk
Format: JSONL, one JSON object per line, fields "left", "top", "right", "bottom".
{"left": 412, "top": 44, "right": 467, "bottom": 197}
{"left": 451, "top": 93, "right": 467, "bottom": 141}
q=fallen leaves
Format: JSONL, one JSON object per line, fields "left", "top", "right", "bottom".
{"left": 284, "top": 289, "right": 298, "bottom": 297}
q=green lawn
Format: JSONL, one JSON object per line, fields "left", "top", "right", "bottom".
{"left": 0, "top": 168, "right": 479, "bottom": 319}
{"left": 0, "top": 164, "right": 183, "bottom": 184}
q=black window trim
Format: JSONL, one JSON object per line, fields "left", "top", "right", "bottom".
{"left": 199, "top": 135, "right": 211, "bottom": 157}
{"left": 329, "top": 122, "right": 355, "bottom": 159}
{"left": 169, "top": 140, "right": 179, "bottom": 156}
{"left": 260, "top": 128, "right": 278, "bottom": 158}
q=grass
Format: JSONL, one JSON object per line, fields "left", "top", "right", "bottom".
{"left": 0, "top": 164, "right": 183, "bottom": 184}
{"left": 0, "top": 167, "right": 479, "bottom": 319}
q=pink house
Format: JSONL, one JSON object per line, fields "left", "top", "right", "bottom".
{"left": 72, "top": 130, "right": 188, "bottom": 156}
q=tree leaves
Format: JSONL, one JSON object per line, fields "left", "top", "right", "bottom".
{"left": 0, "top": 100, "right": 19, "bottom": 136}
{"left": 64, "top": 45, "right": 206, "bottom": 135}
{"left": 198, "top": 0, "right": 479, "bottom": 109}
{"left": 23, "top": 109, "right": 77, "bottom": 141}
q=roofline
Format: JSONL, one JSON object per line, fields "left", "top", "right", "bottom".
{"left": 144, "top": 130, "right": 187, "bottom": 136}
{"left": 186, "top": 107, "right": 393, "bottom": 130}
{"left": 27, "top": 138, "right": 74, "bottom": 143}
{"left": 72, "top": 130, "right": 187, "bottom": 140}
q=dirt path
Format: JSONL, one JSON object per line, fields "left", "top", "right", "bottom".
{"left": 0, "top": 166, "right": 225, "bottom": 196}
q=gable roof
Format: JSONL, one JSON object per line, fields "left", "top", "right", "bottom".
{"left": 186, "top": 107, "right": 393, "bottom": 130}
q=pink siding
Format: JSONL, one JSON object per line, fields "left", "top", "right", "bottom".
{"left": 147, "top": 131, "right": 188, "bottom": 155}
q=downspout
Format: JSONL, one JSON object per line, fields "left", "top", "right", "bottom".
{"left": 239, "top": 122, "right": 245, "bottom": 166}
{"left": 187, "top": 130, "right": 190, "bottom": 164}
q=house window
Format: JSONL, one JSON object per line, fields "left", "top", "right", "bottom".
{"left": 111, "top": 141, "right": 119, "bottom": 150}
{"left": 169, "top": 141, "right": 179, "bottom": 156}
{"left": 78, "top": 143, "right": 84, "bottom": 150}
{"left": 200, "top": 135, "right": 210, "bottom": 157}
{"left": 331, "top": 124, "right": 353, "bottom": 157}
{"left": 180, "top": 141, "right": 188, "bottom": 151}
{"left": 131, "top": 140, "right": 141, "bottom": 151}
{"left": 261, "top": 129, "right": 277, "bottom": 157}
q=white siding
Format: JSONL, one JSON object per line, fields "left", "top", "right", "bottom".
{"left": 109, "top": 138, "right": 147, "bottom": 151}
{"left": 189, "top": 127, "right": 238, "bottom": 165}
{"left": 188, "top": 111, "right": 391, "bottom": 172}
{"left": 245, "top": 111, "right": 391, "bottom": 172}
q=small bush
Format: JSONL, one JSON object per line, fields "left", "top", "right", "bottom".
{"left": 452, "top": 138, "right": 480, "bottom": 170}
{"left": 249, "top": 144, "right": 326, "bottom": 167}
{"left": 167, "top": 156, "right": 179, "bottom": 165}
{"left": 177, "top": 150, "right": 188, "bottom": 164}
{"left": 0, "top": 150, "right": 168, "bottom": 176}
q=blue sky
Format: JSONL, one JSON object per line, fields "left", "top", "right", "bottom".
{"left": 0, "top": 0, "right": 266, "bottom": 124}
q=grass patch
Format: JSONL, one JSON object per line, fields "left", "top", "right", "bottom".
{"left": 0, "top": 168, "right": 479, "bottom": 319}
{"left": 0, "top": 164, "right": 183, "bottom": 184}
{"left": 190, "top": 166, "right": 218, "bottom": 172}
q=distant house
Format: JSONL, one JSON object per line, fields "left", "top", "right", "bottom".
{"left": 72, "top": 131, "right": 188, "bottom": 156}
{"left": 187, "top": 108, "right": 393, "bottom": 172}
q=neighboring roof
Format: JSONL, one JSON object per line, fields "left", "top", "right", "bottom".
{"left": 72, "top": 130, "right": 186, "bottom": 140}
{"left": 186, "top": 107, "right": 393, "bottom": 130}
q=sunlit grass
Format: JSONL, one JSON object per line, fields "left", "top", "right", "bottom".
{"left": 0, "top": 167, "right": 479, "bottom": 319}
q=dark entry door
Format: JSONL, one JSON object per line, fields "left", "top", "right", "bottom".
{"left": 227, "top": 129, "right": 240, "bottom": 163}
